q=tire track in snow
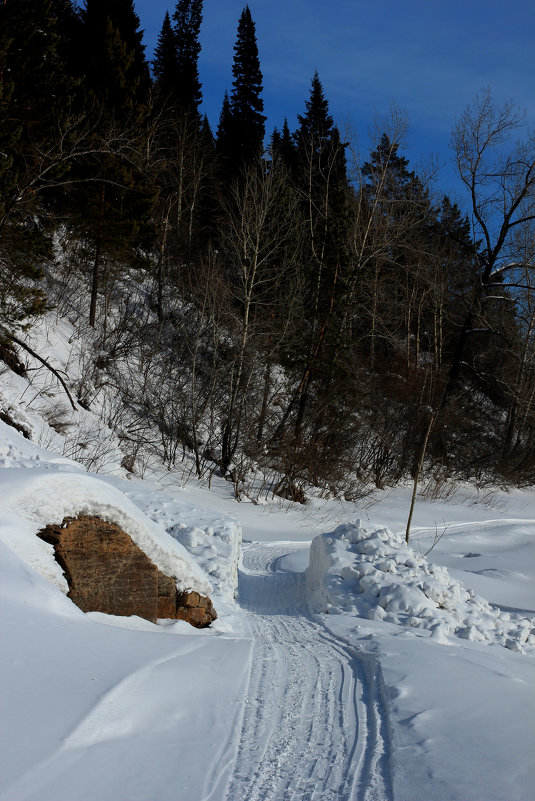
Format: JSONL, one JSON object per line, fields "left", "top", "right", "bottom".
{"left": 224, "top": 542, "right": 392, "bottom": 801}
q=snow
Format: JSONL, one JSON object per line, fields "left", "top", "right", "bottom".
{"left": 306, "top": 520, "right": 535, "bottom": 653}
{"left": 1, "top": 311, "right": 534, "bottom": 801}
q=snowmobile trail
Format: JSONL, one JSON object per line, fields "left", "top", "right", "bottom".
{"left": 224, "top": 541, "right": 393, "bottom": 801}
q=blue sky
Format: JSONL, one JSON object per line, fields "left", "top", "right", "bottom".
{"left": 135, "top": 0, "right": 534, "bottom": 205}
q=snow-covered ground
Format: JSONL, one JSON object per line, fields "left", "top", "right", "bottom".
{"left": 1, "top": 315, "right": 534, "bottom": 801}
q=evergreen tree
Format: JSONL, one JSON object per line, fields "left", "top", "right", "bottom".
{"left": 436, "top": 196, "right": 478, "bottom": 320}
{"left": 173, "top": 0, "right": 203, "bottom": 112}
{"left": 270, "top": 118, "right": 296, "bottom": 172}
{"left": 0, "top": 17, "right": 19, "bottom": 226}
{"left": 66, "top": 2, "right": 156, "bottom": 326}
{"left": 0, "top": 0, "right": 78, "bottom": 158}
{"left": 362, "top": 133, "right": 424, "bottom": 214}
{"left": 216, "top": 91, "right": 235, "bottom": 161}
{"left": 227, "top": 6, "right": 266, "bottom": 169}
{"left": 153, "top": 11, "right": 179, "bottom": 105}
{"left": 81, "top": 0, "right": 150, "bottom": 115}
{"left": 272, "top": 72, "right": 351, "bottom": 449}
{"left": 294, "top": 71, "right": 333, "bottom": 157}
{"left": 360, "top": 130, "right": 430, "bottom": 338}
{"left": 0, "top": 0, "right": 80, "bottom": 336}
{"left": 292, "top": 72, "right": 350, "bottom": 321}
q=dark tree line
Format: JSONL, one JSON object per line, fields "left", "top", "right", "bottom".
{"left": 1, "top": 0, "right": 534, "bottom": 495}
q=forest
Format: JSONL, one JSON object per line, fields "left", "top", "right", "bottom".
{"left": 1, "top": 0, "right": 535, "bottom": 500}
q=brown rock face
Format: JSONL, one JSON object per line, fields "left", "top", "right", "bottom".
{"left": 37, "top": 516, "right": 216, "bottom": 628}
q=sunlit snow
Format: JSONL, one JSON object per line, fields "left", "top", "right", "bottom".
{"left": 1, "top": 313, "right": 534, "bottom": 801}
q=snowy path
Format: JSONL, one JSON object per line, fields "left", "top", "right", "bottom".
{"left": 224, "top": 542, "right": 393, "bottom": 801}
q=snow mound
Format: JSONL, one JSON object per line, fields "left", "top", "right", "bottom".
{"left": 118, "top": 484, "right": 242, "bottom": 602}
{"left": 307, "top": 521, "right": 535, "bottom": 653}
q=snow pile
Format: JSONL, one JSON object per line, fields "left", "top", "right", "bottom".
{"left": 307, "top": 521, "right": 535, "bottom": 653}
{"left": 166, "top": 520, "right": 240, "bottom": 601}
{"left": 118, "top": 483, "right": 242, "bottom": 602}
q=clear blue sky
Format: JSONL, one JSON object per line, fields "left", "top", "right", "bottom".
{"left": 135, "top": 0, "right": 534, "bottom": 205}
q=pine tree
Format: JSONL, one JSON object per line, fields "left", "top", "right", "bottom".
{"left": 216, "top": 91, "right": 235, "bottom": 160}
{"left": 270, "top": 118, "right": 296, "bottom": 172}
{"left": 227, "top": 6, "right": 266, "bottom": 169}
{"left": 293, "top": 72, "right": 350, "bottom": 320}
{"left": 359, "top": 135, "right": 427, "bottom": 370}
{"left": 362, "top": 133, "right": 423, "bottom": 211}
{"left": 0, "top": 0, "right": 80, "bottom": 336}
{"left": 294, "top": 71, "right": 333, "bottom": 157}
{"left": 0, "top": 18, "right": 19, "bottom": 226}
{"left": 81, "top": 0, "right": 150, "bottom": 116}
{"left": 65, "top": 2, "right": 156, "bottom": 326}
{"left": 1, "top": 0, "right": 78, "bottom": 155}
{"left": 153, "top": 11, "right": 179, "bottom": 105}
{"left": 272, "top": 72, "right": 351, "bottom": 447}
{"left": 173, "top": 0, "right": 203, "bottom": 112}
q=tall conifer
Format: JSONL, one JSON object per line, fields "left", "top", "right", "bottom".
{"left": 153, "top": 11, "right": 179, "bottom": 105}
{"left": 173, "top": 0, "right": 203, "bottom": 112}
{"left": 227, "top": 6, "right": 266, "bottom": 169}
{"left": 81, "top": 0, "right": 150, "bottom": 113}
{"left": 294, "top": 72, "right": 333, "bottom": 156}
{"left": 0, "top": 0, "right": 79, "bottom": 335}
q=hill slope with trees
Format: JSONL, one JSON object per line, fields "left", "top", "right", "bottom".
{"left": 1, "top": 0, "right": 534, "bottom": 499}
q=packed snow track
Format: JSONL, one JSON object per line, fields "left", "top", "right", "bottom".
{"left": 223, "top": 541, "right": 393, "bottom": 801}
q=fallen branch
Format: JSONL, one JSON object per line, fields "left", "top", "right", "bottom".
{"left": 7, "top": 333, "right": 77, "bottom": 411}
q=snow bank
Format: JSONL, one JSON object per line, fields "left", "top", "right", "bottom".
{"left": 307, "top": 521, "right": 535, "bottom": 653}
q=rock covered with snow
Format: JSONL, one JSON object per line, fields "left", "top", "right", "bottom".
{"left": 0, "top": 452, "right": 213, "bottom": 601}
{"left": 307, "top": 521, "right": 535, "bottom": 653}
{"left": 37, "top": 515, "right": 217, "bottom": 626}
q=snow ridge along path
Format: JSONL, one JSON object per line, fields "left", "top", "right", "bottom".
{"left": 224, "top": 541, "right": 393, "bottom": 801}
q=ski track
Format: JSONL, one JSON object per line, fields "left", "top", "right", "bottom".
{"left": 224, "top": 541, "right": 393, "bottom": 801}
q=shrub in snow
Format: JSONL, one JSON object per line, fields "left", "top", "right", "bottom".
{"left": 307, "top": 522, "right": 535, "bottom": 653}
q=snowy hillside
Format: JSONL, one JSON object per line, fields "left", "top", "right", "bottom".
{"left": 1, "top": 313, "right": 535, "bottom": 801}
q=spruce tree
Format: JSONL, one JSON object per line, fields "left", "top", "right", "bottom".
{"left": 360, "top": 134, "right": 436, "bottom": 371}
{"left": 294, "top": 71, "right": 333, "bottom": 157}
{"left": 273, "top": 72, "right": 351, "bottom": 446}
{"left": 0, "top": 0, "right": 79, "bottom": 337}
{"left": 216, "top": 92, "right": 235, "bottom": 162}
{"left": 69, "top": 1, "right": 156, "bottom": 326}
{"left": 173, "top": 0, "right": 203, "bottom": 112}
{"left": 362, "top": 134, "right": 423, "bottom": 211}
{"left": 227, "top": 6, "right": 266, "bottom": 169}
{"left": 0, "top": 0, "right": 78, "bottom": 160}
{"left": 293, "top": 72, "right": 350, "bottom": 320}
{"left": 153, "top": 11, "right": 179, "bottom": 105}
{"left": 81, "top": 0, "right": 150, "bottom": 114}
{"left": 270, "top": 118, "right": 296, "bottom": 172}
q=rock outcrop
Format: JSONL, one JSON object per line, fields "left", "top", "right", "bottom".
{"left": 37, "top": 515, "right": 216, "bottom": 628}
{"left": 175, "top": 590, "right": 217, "bottom": 628}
